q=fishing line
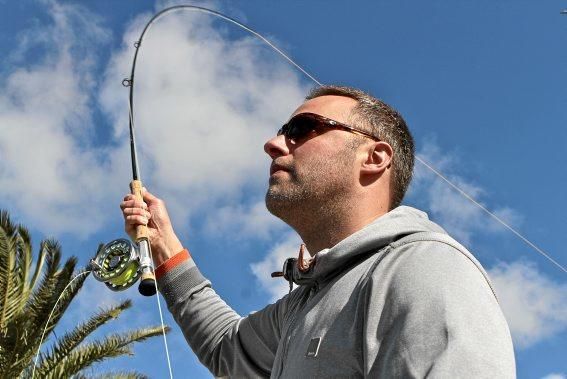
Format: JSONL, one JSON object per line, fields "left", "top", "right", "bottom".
{"left": 75, "top": 3, "right": 566, "bottom": 378}
{"left": 32, "top": 270, "right": 91, "bottom": 379}
{"left": 128, "top": 5, "right": 323, "bottom": 89}
{"left": 124, "top": 98, "right": 174, "bottom": 379}
{"left": 415, "top": 156, "right": 566, "bottom": 273}
{"left": 117, "top": 6, "right": 326, "bottom": 378}
{"left": 150, "top": 269, "right": 173, "bottom": 379}
{"left": 130, "top": 6, "right": 564, "bottom": 274}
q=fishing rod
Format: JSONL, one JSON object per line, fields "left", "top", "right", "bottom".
{"left": 83, "top": 7, "right": 325, "bottom": 376}
{"left": 88, "top": 3, "right": 565, "bottom": 300}
{"left": 87, "top": 5, "right": 324, "bottom": 298}
{"left": 60, "top": 3, "right": 565, "bottom": 378}
{"left": 88, "top": 85, "right": 155, "bottom": 295}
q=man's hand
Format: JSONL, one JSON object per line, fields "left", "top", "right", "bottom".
{"left": 120, "top": 188, "right": 183, "bottom": 267}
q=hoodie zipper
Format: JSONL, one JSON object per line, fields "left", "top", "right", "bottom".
{"left": 277, "top": 282, "right": 319, "bottom": 378}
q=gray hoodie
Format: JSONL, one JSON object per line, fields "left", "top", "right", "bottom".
{"left": 157, "top": 206, "right": 516, "bottom": 378}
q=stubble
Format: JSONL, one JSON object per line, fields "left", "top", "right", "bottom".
{"left": 265, "top": 145, "right": 358, "bottom": 230}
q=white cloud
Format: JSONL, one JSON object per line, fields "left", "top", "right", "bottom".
{"left": 542, "top": 374, "right": 566, "bottom": 379}
{"left": 203, "top": 199, "right": 287, "bottom": 240}
{"left": 0, "top": 1, "right": 124, "bottom": 237}
{"left": 250, "top": 233, "right": 303, "bottom": 302}
{"left": 1, "top": 1, "right": 311, "bottom": 337}
{"left": 487, "top": 261, "right": 567, "bottom": 349}
{"left": 99, "top": 6, "right": 308, "bottom": 230}
{"left": 0, "top": 0, "right": 308, "bottom": 239}
{"left": 408, "top": 139, "right": 523, "bottom": 245}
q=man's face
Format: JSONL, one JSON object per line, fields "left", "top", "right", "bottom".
{"left": 264, "top": 96, "right": 361, "bottom": 222}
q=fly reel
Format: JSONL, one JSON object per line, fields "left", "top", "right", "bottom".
{"left": 90, "top": 238, "right": 142, "bottom": 291}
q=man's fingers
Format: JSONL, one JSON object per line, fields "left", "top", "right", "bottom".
{"left": 120, "top": 190, "right": 159, "bottom": 237}
{"left": 122, "top": 189, "right": 158, "bottom": 212}
{"left": 142, "top": 187, "right": 159, "bottom": 203}
{"left": 123, "top": 207, "right": 151, "bottom": 218}
{"left": 126, "top": 214, "right": 149, "bottom": 225}
{"left": 120, "top": 198, "right": 148, "bottom": 210}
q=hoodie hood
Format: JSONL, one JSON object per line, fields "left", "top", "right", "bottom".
{"left": 286, "top": 206, "right": 446, "bottom": 286}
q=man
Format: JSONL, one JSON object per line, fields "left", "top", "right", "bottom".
{"left": 121, "top": 86, "right": 515, "bottom": 378}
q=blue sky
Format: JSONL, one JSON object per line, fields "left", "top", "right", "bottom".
{"left": 1, "top": 0, "right": 566, "bottom": 378}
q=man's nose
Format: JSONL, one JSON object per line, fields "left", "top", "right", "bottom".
{"left": 264, "top": 134, "right": 290, "bottom": 159}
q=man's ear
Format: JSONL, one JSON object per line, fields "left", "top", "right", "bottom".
{"left": 359, "top": 141, "right": 393, "bottom": 175}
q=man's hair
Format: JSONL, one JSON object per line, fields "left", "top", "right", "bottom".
{"left": 306, "top": 85, "right": 414, "bottom": 209}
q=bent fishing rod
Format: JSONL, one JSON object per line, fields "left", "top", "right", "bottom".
{"left": 86, "top": 5, "right": 323, "bottom": 299}
{"left": 81, "top": 8, "right": 325, "bottom": 376}
{"left": 35, "top": 4, "right": 564, "bottom": 379}
{"left": 88, "top": 4, "right": 565, "bottom": 299}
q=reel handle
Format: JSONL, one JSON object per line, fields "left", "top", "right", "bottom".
{"left": 130, "top": 180, "right": 157, "bottom": 296}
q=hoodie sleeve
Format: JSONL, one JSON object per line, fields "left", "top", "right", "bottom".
{"left": 156, "top": 250, "right": 286, "bottom": 378}
{"left": 363, "top": 240, "right": 516, "bottom": 378}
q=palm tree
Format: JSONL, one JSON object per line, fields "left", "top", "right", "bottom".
{"left": 0, "top": 210, "right": 169, "bottom": 378}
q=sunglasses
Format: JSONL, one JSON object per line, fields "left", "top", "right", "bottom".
{"left": 277, "top": 112, "right": 379, "bottom": 143}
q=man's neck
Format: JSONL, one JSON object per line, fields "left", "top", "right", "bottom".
{"left": 293, "top": 203, "right": 389, "bottom": 256}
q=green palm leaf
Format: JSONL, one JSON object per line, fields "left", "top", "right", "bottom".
{"left": 10, "top": 242, "right": 89, "bottom": 375}
{"left": 0, "top": 210, "right": 19, "bottom": 327}
{"left": 37, "top": 326, "right": 169, "bottom": 379}
{"left": 74, "top": 371, "right": 149, "bottom": 379}
{"left": 0, "top": 210, "right": 169, "bottom": 378}
{"left": 37, "top": 300, "right": 133, "bottom": 373}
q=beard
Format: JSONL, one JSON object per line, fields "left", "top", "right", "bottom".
{"left": 265, "top": 146, "right": 356, "bottom": 227}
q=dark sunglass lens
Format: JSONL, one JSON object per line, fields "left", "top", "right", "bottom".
{"left": 287, "top": 115, "right": 318, "bottom": 140}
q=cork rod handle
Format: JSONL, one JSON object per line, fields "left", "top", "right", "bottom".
{"left": 130, "top": 180, "right": 157, "bottom": 296}
{"left": 130, "top": 180, "right": 149, "bottom": 242}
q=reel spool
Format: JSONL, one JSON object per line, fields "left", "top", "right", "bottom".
{"left": 90, "top": 238, "right": 141, "bottom": 291}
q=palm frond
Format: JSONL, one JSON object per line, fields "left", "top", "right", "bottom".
{"left": 0, "top": 210, "right": 16, "bottom": 235}
{"left": 1, "top": 210, "right": 169, "bottom": 378}
{"left": 17, "top": 223, "right": 45, "bottom": 302}
{"left": 9, "top": 242, "right": 89, "bottom": 376}
{"left": 15, "top": 223, "right": 32, "bottom": 286}
{"left": 12, "top": 269, "right": 90, "bottom": 376}
{"left": 37, "top": 326, "right": 169, "bottom": 379}
{"left": 37, "top": 300, "right": 132, "bottom": 373}
{"left": 0, "top": 210, "right": 33, "bottom": 373}
{"left": 74, "top": 370, "right": 149, "bottom": 379}
{"left": 24, "top": 240, "right": 77, "bottom": 335}
{"left": 0, "top": 221, "right": 35, "bottom": 329}
{"left": 0, "top": 214, "right": 17, "bottom": 328}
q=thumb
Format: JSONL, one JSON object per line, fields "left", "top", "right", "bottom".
{"left": 142, "top": 187, "right": 158, "bottom": 203}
